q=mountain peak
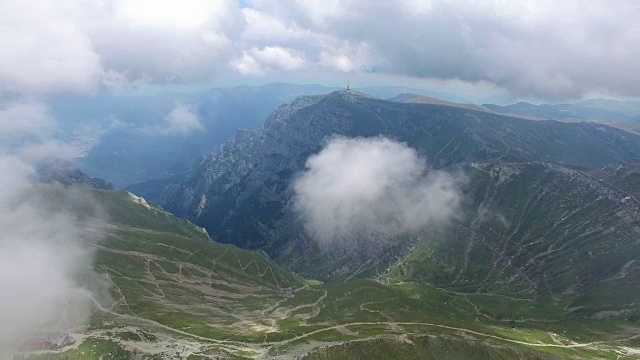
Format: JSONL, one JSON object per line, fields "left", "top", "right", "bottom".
{"left": 330, "top": 89, "right": 377, "bottom": 100}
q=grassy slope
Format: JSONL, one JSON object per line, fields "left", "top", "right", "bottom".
{"left": 386, "top": 162, "right": 640, "bottom": 319}
{"left": 26, "top": 187, "right": 640, "bottom": 359}
{"left": 302, "top": 335, "right": 563, "bottom": 360}
{"left": 92, "top": 189, "right": 306, "bottom": 338}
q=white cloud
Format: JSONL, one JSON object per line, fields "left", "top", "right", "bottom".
{"left": 319, "top": 42, "right": 372, "bottom": 72}
{"left": 241, "top": 8, "right": 314, "bottom": 42}
{"left": 246, "top": 0, "right": 640, "bottom": 100}
{"left": 0, "top": 0, "right": 101, "bottom": 95}
{"left": 231, "top": 53, "right": 265, "bottom": 76}
{"left": 252, "top": 46, "right": 305, "bottom": 70}
{"left": 0, "top": 102, "right": 76, "bottom": 162}
{"left": 84, "top": 0, "right": 242, "bottom": 86}
{"left": 2, "top": 0, "right": 640, "bottom": 101}
{"left": 0, "top": 100, "right": 106, "bottom": 354}
{"left": 0, "top": 176, "right": 101, "bottom": 353}
{"left": 0, "top": 102, "right": 55, "bottom": 141}
{"left": 155, "top": 103, "right": 204, "bottom": 136}
{"left": 115, "top": 0, "right": 225, "bottom": 28}
{"left": 294, "top": 136, "right": 463, "bottom": 246}
{"left": 401, "top": 0, "right": 433, "bottom": 16}
{"left": 285, "top": 0, "right": 349, "bottom": 28}
{"left": 232, "top": 46, "right": 305, "bottom": 76}
{"left": 0, "top": 0, "right": 243, "bottom": 96}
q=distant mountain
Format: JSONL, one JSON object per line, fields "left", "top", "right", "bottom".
{"left": 359, "top": 85, "right": 470, "bottom": 103}
{"left": 52, "top": 83, "right": 483, "bottom": 188}
{"left": 390, "top": 93, "right": 493, "bottom": 112}
{"left": 51, "top": 83, "right": 338, "bottom": 188}
{"left": 484, "top": 98, "right": 640, "bottom": 122}
{"left": 159, "top": 91, "right": 640, "bottom": 286}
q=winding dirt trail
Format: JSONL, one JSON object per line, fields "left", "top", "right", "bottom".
{"left": 89, "top": 289, "right": 627, "bottom": 353}
{"left": 270, "top": 321, "right": 627, "bottom": 349}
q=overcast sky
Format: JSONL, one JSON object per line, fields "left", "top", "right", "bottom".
{"left": 2, "top": 0, "right": 639, "bottom": 102}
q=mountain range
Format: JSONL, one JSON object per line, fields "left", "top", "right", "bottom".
{"left": 484, "top": 98, "right": 640, "bottom": 122}
{"left": 158, "top": 91, "right": 640, "bottom": 285}
{"left": 53, "top": 83, "right": 467, "bottom": 189}
{"left": 27, "top": 165, "right": 640, "bottom": 359}
{"left": 27, "top": 88, "right": 640, "bottom": 359}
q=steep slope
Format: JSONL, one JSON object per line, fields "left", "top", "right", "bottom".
{"left": 387, "top": 162, "right": 640, "bottom": 318}
{"left": 22, "top": 187, "right": 307, "bottom": 358}
{"left": 123, "top": 172, "right": 185, "bottom": 201}
{"left": 159, "top": 91, "right": 640, "bottom": 281}
{"left": 54, "top": 83, "right": 336, "bottom": 188}
{"left": 22, "top": 185, "right": 640, "bottom": 359}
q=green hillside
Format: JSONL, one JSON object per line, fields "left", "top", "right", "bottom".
{"left": 385, "top": 162, "right": 640, "bottom": 319}
{"left": 23, "top": 187, "right": 640, "bottom": 359}
{"left": 26, "top": 92, "right": 640, "bottom": 358}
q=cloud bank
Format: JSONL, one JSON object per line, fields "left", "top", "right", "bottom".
{"left": 2, "top": 0, "right": 640, "bottom": 100}
{"left": 0, "top": 101, "right": 106, "bottom": 354}
{"left": 249, "top": 0, "right": 640, "bottom": 100}
{"left": 294, "top": 136, "right": 463, "bottom": 246}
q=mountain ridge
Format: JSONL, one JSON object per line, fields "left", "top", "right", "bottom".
{"left": 24, "top": 94, "right": 640, "bottom": 358}
{"left": 158, "top": 91, "right": 640, "bottom": 287}
{"left": 391, "top": 93, "right": 493, "bottom": 113}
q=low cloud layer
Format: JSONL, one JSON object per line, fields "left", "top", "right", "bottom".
{"left": 156, "top": 103, "right": 204, "bottom": 136}
{"left": 0, "top": 102, "right": 105, "bottom": 354}
{"left": 0, "top": 102, "right": 76, "bottom": 162}
{"left": 294, "top": 136, "right": 463, "bottom": 246}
